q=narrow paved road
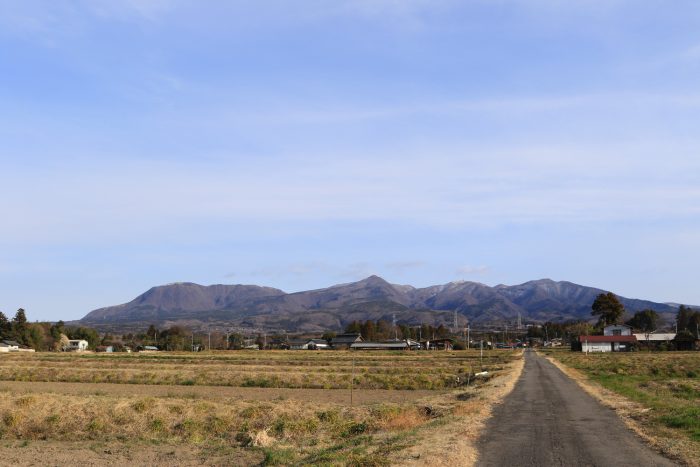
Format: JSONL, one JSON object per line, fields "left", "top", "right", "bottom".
{"left": 477, "top": 350, "right": 676, "bottom": 466}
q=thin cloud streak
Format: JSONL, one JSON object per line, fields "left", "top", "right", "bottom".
{"left": 2, "top": 142, "right": 700, "bottom": 245}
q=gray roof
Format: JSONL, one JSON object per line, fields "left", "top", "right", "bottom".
{"left": 331, "top": 334, "right": 363, "bottom": 344}
{"left": 351, "top": 340, "right": 420, "bottom": 349}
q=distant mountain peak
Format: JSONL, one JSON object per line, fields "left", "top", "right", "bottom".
{"left": 358, "top": 274, "right": 388, "bottom": 284}
{"left": 79, "top": 276, "right": 678, "bottom": 332}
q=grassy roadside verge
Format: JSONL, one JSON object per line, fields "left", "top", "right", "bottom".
{"left": 541, "top": 349, "right": 699, "bottom": 467}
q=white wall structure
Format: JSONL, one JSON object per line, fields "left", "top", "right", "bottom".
{"left": 66, "top": 339, "right": 89, "bottom": 351}
{"left": 603, "top": 325, "right": 632, "bottom": 336}
{"left": 581, "top": 341, "right": 612, "bottom": 352}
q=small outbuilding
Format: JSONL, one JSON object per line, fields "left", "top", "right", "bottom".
{"left": 65, "top": 340, "right": 89, "bottom": 352}
{"left": 307, "top": 339, "right": 330, "bottom": 350}
{"left": 579, "top": 335, "right": 637, "bottom": 352}
{"left": 1, "top": 341, "right": 20, "bottom": 352}
{"left": 633, "top": 333, "right": 676, "bottom": 349}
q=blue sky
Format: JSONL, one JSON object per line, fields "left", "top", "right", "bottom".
{"left": 1, "top": 0, "right": 700, "bottom": 321}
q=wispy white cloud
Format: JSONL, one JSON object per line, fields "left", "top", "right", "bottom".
{"left": 3, "top": 137, "right": 699, "bottom": 247}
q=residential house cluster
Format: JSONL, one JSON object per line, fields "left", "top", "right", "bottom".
{"left": 281, "top": 333, "right": 454, "bottom": 351}
{"left": 577, "top": 324, "right": 693, "bottom": 352}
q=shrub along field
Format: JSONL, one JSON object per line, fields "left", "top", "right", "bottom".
{"left": 545, "top": 351, "right": 700, "bottom": 464}
{"left": 0, "top": 350, "right": 522, "bottom": 466}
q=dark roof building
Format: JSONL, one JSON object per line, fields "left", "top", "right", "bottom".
{"left": 331, "top": 333, "right": 363, "bottom": 349}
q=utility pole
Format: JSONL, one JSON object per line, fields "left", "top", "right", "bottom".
{"left": 392, "top": 313, "right": 397, "bottom": 341}
{"left": 467, "top": 325, "right": 470, "bottom": 350}
{"left": 191, "top": 334, "right": 194, "bottom": 352}
{"left": 480, "top": 340, "right": 483, "bottom": 368}
{"left": 350, "top": 354, "right": 355, "bottom": 406}
{"left": 208, "top": 331, "right": 211, "bottom": 352}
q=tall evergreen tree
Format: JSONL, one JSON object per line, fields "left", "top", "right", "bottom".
{"left": 11, "top": 308, "right": 29, "bottom": 345}
{"left": 591, "top": 293, "right": 625, "bottom": 327}
{"left": 676, "top": 305, "right": 692, "bottom": 332}
{"left": 626, "top": 309, "right": 659, "bottom": 333}
{"left": 0, "top": 312, "right": 11, "bottom": 339}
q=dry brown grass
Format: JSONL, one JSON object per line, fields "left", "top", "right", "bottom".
{"left": 0, "top": 349, "right": 523, "bottom": 465}
{"left": 0, "top": 351, "right": 514, "bottom": 390}
{"left": 397, "top": 350, "right": 525, "bottom": 467}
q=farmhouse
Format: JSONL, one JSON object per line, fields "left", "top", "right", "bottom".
{"left": 579, "top": 335, "right": 637, "bottom": 352}
{"left": 578, "top": 324, "right": 638, "bottom": 352}
{"left": 331, "top": 333, "right": 363, "bottom": 349}
{"left": 65, "top": 339, "right": 89, "bottom": 352}
{"left": 288, "top": 339, "right": 330, "bottom": 350}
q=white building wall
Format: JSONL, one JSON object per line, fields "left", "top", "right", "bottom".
{"left": 603, "top": 325, "right": 632, "bottom": 336}
{"left": 582, "top": 342, "right": 612, "bottom": 352}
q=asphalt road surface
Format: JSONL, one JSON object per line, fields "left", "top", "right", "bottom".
{"left": 477, "top": 350, "right": 676, "bottom": 466}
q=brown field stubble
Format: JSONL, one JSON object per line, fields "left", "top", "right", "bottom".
{"left": 0, "top": 349, "right": 522, "bottom": 466}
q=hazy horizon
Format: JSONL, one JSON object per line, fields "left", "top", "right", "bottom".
{"left": 2, "top": 1, "right": 700, "bottom": 321}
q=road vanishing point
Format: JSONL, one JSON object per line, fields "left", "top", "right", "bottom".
{"left": 477, "top": 350, "right": 677, "bottom": 467}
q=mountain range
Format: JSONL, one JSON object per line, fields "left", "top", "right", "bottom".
{"left": 78, "top": 276, "right": 680, "bottom": 333}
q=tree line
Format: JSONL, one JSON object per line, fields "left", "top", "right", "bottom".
{"left": 0, "top": 309, "right": 101, "bottom": 350}
{"left": 343, "top": 320, "right": 451, "bottom": 341}
{"left": 591, "top": 293, "right": 700, "bottom": 338}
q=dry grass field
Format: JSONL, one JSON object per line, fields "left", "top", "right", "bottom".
{"left": 543, "top": 350, "right": 700, "bottom": 466}
{"left": 0, "top": 350, "right": 523, "bottom": 466}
